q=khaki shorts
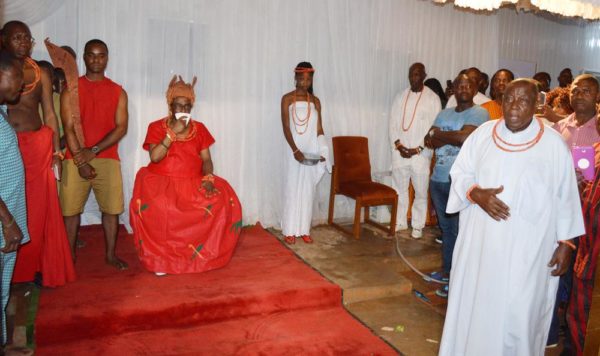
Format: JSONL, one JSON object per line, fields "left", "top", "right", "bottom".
{"left": 59, "top": 158, "right": 124, "bottom": 216}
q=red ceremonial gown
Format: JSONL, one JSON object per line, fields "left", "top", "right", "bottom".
{"left": 130, "top": 119, "right": 242, "bottom": 274}
{"left": 13, "top": 125, "right": 76, "bottom": 287}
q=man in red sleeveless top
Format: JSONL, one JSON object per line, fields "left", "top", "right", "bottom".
{"left": 59, "top": 39, "right": 129, "bottom": 270}
{"left": 1, "top": 20, "right": 75, "bottom": 287}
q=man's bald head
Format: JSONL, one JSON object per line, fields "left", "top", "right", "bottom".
{"left": 409, "top": 62, "right": 425, "bottom": 73}
{"left": 1, "top": 21, "right": 29, "bottom": 35}
{"left": 502, "top": 78, "right": 539, "bottom": 132}
{"left": 505, "top": 78, "right": 540, "bottom": 97}
{"left": 408, "top": 62, "right": 426, "bottom": 92}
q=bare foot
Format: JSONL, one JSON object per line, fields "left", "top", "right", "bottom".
{"left": 4, "top": 345, "right": 34, "bottom": 356}
{"left": 106, "top": 257, "right": 128, "bottom": 270}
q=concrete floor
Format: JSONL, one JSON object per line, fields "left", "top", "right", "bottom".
{"left": 270, "top": 223, "right": 448, "bottom": 355}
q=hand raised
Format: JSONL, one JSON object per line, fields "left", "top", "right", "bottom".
{"left": 171, "top": 116, "right": 188, "bottom": 134}
{"left": 470, "top": 185, "right": 510, "bottom": 221}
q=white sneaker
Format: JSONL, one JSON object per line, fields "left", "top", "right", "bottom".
{"left": 155, "top": 272, "right": 167, "bottom": 276}
{"left": 411, "top": 228, "right": 423, "bottom": 239}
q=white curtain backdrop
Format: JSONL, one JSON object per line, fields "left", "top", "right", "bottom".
{"left": 3, "top": 0, "right": 599, "bottom": 231}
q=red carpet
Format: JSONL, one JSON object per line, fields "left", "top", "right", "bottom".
{"left": 35, "top": 224, "right": 397, "bottom": 355}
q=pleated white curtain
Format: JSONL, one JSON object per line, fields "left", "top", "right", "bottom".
{"left": 0, "top": 0, "right": 65, "bottom": 25}
{"left": 4, "top": 0, "right": 599, "bottom": 231}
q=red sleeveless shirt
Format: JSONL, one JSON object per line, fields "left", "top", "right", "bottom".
{"left": 65, "top": 76, "right": 122, "bottom": 160}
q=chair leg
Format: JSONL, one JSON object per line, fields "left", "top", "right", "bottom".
{"left": 389, "top": 196, "right": 398, "bottom": 236}
{"left": 363, "top": 206, "right": 370, "bottom": 223}
{"left": 353, "top": 199, "right": 362, "bottom": 239}
{"left": 328, "top": 193, "right": 336, "bottom": 225}
{"left": 328, "top": 168, "right": 336, "bottom": 225}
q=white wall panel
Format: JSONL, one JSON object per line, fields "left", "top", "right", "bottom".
{"left": 5, "top": 0, "right": 598, "bottom": 229}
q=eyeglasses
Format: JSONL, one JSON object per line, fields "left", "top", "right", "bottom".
{"left": 10, "top": 34, "right": 35, "bottom": 45}
{"left": 172, "top": 103, "right": 192, "bottom": 111}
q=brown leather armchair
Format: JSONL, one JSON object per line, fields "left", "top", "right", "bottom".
{"left": 328, "top": 136, "right": 398, "bottom": 239}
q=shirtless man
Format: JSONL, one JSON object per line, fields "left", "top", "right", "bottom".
{"left": 2, "top": 20, "right": 75, "bottom": 287}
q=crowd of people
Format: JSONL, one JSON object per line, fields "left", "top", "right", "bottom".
{"left": 0, "top": 16, "right": 597, "bottom": 356}
{"left": 391, "top": 62, "right": 599, "bottom": 355}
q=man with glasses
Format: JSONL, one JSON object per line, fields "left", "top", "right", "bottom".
{"left": 59, "top": 39, "right": 129, "bottom": 270}
{"left": 1, "top": 20, "right": 75, "bottom": 287}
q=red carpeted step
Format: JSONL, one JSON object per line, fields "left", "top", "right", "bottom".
{"left": 37, "top": 306, "right": 397, "bottom": 355}
{"left": 36, "top": 225, "right": 342, "bottom": 346}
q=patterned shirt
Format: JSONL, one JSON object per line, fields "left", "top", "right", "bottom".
{"left": 553, "top": 113, "right": 600, "bottom": 147}
{"left": 0, "top": 105, "right": 29, "bottom": 247}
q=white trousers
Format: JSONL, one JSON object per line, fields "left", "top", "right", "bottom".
{"left": 391, "top": 158, "right": 430, "bottom": 230}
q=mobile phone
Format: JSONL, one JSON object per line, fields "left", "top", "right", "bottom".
{"left": 538, "top": 91, "right": 547, "bottom": 107}
{"left": 53, "top": 163, "right": 60, "bottom": 181}
{"left": 572, "top": 146, "right": 595, "bottom": 181}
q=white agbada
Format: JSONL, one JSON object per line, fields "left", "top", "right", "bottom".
{"left": 389, "top": 86, "right": 441, "bottom": 229}
{"left": 281, "top": 101, "right": 329, "bottom": 237}
{"left": 439, "top": 119, "right": 585, "bottom": 356}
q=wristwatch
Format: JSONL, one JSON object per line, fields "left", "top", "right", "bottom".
{"left": 91, "top": 146, "right": 100, "bottom": 154}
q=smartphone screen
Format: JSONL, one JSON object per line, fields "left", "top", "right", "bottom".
{"left": 572, "top": 146, "right": 595, "bottom": 181}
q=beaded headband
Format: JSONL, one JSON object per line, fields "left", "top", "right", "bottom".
{"left": 294, "top": 67, "right": 315, "bottom": 73}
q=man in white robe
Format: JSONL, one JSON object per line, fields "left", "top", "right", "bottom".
{"left": 389, "top": 62, "right": 441, "bottom": 238}
{"left": 439, "top": 79, "right": 585, "bottom": 356}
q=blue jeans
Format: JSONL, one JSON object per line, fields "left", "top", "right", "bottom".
{"left": 429, "top": 180, "right": 459, "bottom": 274}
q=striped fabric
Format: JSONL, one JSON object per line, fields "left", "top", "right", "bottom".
{"left": 568, "top": 142, "right": 600, "bottom": 355}
{"left": 553, "top": 114, "right": 600, "bottom": 147}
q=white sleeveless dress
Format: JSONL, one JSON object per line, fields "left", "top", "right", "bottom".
{"left": 281, "top": 101, "right": 328, "bottom": 237}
